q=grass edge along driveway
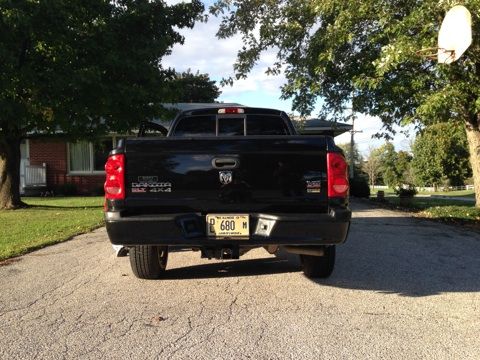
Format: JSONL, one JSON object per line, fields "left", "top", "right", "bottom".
{"left": 373, "top": 196, "right": 480, "bottom": 225}
{"left": 0, "top": 197, "right": 104, "bottom": 261}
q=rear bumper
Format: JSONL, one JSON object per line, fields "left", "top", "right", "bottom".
{"left": 105, "top": 207, "right": 351, "bottom": 247}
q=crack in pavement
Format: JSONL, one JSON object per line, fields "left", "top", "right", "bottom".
{"left": 154, "top": 278, "right": 248, "bottom": 358}
{"left": 0, "top": 274, "right": 79, "bottom": 319}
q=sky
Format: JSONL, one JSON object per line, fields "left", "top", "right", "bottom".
{"left": 163, "top": 1, "right": 414, "bottom": 155}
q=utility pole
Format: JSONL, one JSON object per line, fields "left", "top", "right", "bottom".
{"left": 349, "top": 112, "right": 363, "bottom": 179}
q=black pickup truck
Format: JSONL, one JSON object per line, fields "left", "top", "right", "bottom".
{"left": 104, "top": 106, "right": 351, "bottom": 279}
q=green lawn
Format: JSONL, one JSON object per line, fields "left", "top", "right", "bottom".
{"left": 371, "top": 187, "right": 475, "bottom": 198}
{"left": 381, "top": 197, "right": 480, "bottom": 224}
{"left": 418, "top": 189, "right": 475, "bottom": 197}
{"left": 420, "top": 205, "right": 480, "bottom": 223}
{"left": 370, "top": 187, "right": 396, "bottom": 195}
{"left": 0, "top": 197, "right": 104, "bottom": 261}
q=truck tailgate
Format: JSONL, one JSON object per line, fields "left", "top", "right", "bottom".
{"left": 123, "top": 136, "right": 332, "bottom": 214}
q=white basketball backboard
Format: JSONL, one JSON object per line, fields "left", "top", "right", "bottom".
{"left": 438, "top": 5, "right": 472, "bottom": 64}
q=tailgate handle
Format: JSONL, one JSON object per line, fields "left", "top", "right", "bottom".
{"left": 212, "top": 157, "right": 239, "bottom": 169}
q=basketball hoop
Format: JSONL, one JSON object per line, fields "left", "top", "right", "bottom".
{"left": 438, "top": 5, "right": 472, "bottom": 64}
{"left": 416, "top": 5, "right": 472, "bottom": 64}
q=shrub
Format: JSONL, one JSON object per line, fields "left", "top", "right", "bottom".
{"left": 349, "top": 177, "right": 371, "bottom": 198}
{"left": 92, "top": 186, "right": 105, "bottom": 196}
{"left": 55, "top": 183, "right": 78, "bottom": 196}
{"left": 394, "top": 184, "right": 417, "bottom": 197}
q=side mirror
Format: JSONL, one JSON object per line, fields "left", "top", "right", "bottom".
{"left": 138, "top": 121, "right": 168, "bottom": 137}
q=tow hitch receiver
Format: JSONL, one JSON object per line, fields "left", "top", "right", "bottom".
{"left": 201, "top": 246, "right": 240, "bottom": 260}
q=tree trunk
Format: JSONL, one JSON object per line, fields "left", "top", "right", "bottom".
{"left": 0, "top": 136, "right": 25, "bottom": 210}
{"left": 464, "top": 117, "right": 480, "bottom": 208}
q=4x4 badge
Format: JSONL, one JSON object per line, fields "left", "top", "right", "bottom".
{"left": 219, "top": 171, "right": 233, "bottom": 185}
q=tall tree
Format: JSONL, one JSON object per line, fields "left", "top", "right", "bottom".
{"left": 363, "top": 146, "right": 382, "bottom": 187}
{"left": 412, "top": 122, "right": 472, "bottom": 188}
{"left": 210, "top": 0, "right": 480, "bottom": 206}
{"left": 173, "top": 70, "right": 221, "bottom": 103}
{"left": 396, "top": 150, "right": 414, "bottom": 185}
{"left": 377, "top": 143, "right": 399, "bottom": 187}
{"left": 0, "top": 0, "right": 204, "bottom": 209}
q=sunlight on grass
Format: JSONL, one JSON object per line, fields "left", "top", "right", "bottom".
{"left": 370, "top": 187, "right": 475, "bottom": 198}
{"left": 420, "top": 206, "right": 480, "bottom": 223}
{"left": 382, "top": 197, "right": 479, "bottom": 224}
{"left": 429, "top": 190, "right": 475, "bottom": 197}
{"left": 0, "top": 197, "right": 104, "bottom": 261}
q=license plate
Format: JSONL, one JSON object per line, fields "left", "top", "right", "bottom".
{"left": 206, "top": 214, "right": 249, "bottom": 238}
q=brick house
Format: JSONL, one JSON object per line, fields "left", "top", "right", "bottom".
{"left": 21, "top": 136, "right": 122, "bottom": 195}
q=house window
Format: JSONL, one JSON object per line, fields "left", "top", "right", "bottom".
{"left": 68, "top": 138, "right": 114, "bottom": 174}
{"left": 69, "top": 142, "right": 91, "bottom": 172}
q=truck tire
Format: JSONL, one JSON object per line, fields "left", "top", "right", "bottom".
{"left": 129, "top": 246, "right": 168, "bottom": 279}
{"left": 300, "top": 246, "right": 335, "bottom": 278}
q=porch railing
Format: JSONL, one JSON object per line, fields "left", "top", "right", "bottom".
{"left": 25, "top": 164, "right": 47, "bottom": 187}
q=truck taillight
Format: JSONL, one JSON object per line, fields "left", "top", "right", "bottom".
{"left": 327, "top": 152, "right": 349, "bottom": 198}
{"left": 104, "top": 154, "right": 125, "bottom": 201}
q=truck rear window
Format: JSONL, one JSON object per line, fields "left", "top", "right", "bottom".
{"left": 173, "top": 115, "right": 290, "bottom": 137}
{"left": 246, "top": 115, "right": 289, "bottom": 135}
{"left": 219, "top": 117, "right": 245, "bottom": 135}
{"left": 173, "top": 116, "right": 216, "bottom": 137}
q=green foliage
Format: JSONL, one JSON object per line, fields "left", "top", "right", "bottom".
{"left": 173, "top": 70, "right": 221, "bottom": 103}
{"left": 377, "top": 143, "right": 398, "bottom": 186}
{"left": 349, "top": 177, "right": 370, "bottom": 198}
{"left": 394, "top": 185, "right": 417, "bottom": 198}
{"left": 383, "top": 196, "right": 480, "bottom": 223}
{"left": 0, "top": 0, "right": 207, "bottom": 208}
{"left": 396, "top": 150, "right": 415, "bottom": 184}
{"left": 373, "top": 143, "right": 413, "bottom": 187}
{"left": 421, "top": 206, "right": 480, "bottom": 223}
{"left": 92, "top": 186, "right": 105, "bottom": 196}
{"left": 54, "top": 183, "right": 78, "bottom": 196}
{"left": 363, "top": 146, "right": 382, "bottom": 186}
{"left": 0, "top": 0, "right": 204, "bottom": 140}
{"left": 412, "top": 122, "right": 472, "bottom": 187}
{"left": 210, "top": 0, "right": 480, "bottom": 206}
{"left": 211, "top": 0, "right": 480, "bottom": 124}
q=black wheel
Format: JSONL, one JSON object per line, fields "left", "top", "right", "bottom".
{"left": 300, "top": 246, "right": 335, "bottom": 278}
{"left": 129, "top": 246, "right": 168, "bottom": 279}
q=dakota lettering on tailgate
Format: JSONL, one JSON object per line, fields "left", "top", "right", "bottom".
{"left": 131, "top": 176, "right": 172, "bottom": 193}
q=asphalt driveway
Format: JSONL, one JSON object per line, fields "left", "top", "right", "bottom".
{"left": 1, "top": 200, "right": 479, "bottom": 359}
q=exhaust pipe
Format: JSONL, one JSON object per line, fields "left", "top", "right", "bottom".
{"left": 283, "top": 246, "right": 325, "bottom": 257}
